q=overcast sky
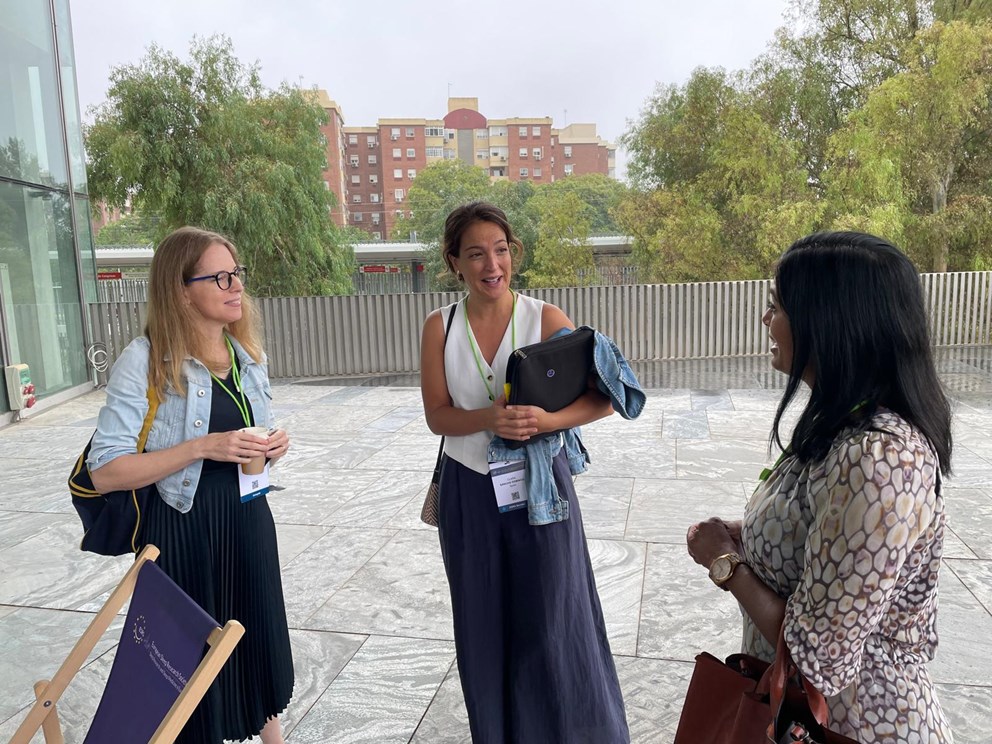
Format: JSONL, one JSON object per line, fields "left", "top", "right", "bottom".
{"left": 69, "top": 0, "right": 792, "bottom": 179}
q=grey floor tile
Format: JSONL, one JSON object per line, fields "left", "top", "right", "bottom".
{"left": 615, "top": 655, "right": 695, "bottom": 743}
{"left": 929, "top": 570, "right": 992, "bottom": 685}
{"left": 288, "top": 635, "right": 455, "bottom": 744}
{"left": 0, "top": 521, "right": 133, "bottom": 609}
{"left": 662, "top": 411, "right": 710, "bottom": 440}
{"left": 0, "top": 607, "right": 123, "bottom": 725}
{"left": 943, "top": 488, "right": 992, "bottom": 558}
{"left": 638, "top": 543, "right": 742, "bottom": 662}
{"left": 676, "top": 438, "right": 775, "bottom": 481}
{"left": 282, "top": 527, "right": 397, "bottom": 627}
{"left": 936, "top": 682, "right": 992, "bottom": 744}
{"left": 574, "top": 475, "right": 635, "bottom": 540}
{"left": 275, "top": 523, "right": 332, "bottom": 567}
{"left": 408, "top": 663, "right": 469, "bottom": 743}
{"left": 690, "top": 390, "right": 734, "bottom": 411}
{"left": 267, "top": 468, "right": 383, "bottom": 526}
{"left": 947, "top": 558, "right": 992, "bottom": 615}
{"left": 306, "top": 531, "right": 452, "bottom": 640}
{"left": 589, "top": 539, "right": 646, "bottom": 657}
{"left": 327, "top": 471, "right": 431, "bottom": 528}
{"left": 580, "top": 432, "right": 676, "bottom": 480}
{"left": 0, "top": 425, "right": 92, "bottom": 460}
{"left": 625, "top": 479, "right": 746, "bottom": 544}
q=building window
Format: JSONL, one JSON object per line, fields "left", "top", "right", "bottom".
{"left": 534, "top": 168, "right": 542, "bottom": 178}
{"left": 532, "top": 126, "right": 541, "bottom": 136}
{"left": 518, "top": 126, "right": 528, "bottom": 137}
{"left": 491, "top": 146, "right": 508, "bottom": 161}
{"left": 564, "top": 146, "right": 572, "bottom": 158}
{"left": 392, "top": 147, "right": 401, "bottom": 159}
{"left": 323, "top": 180, "right": 330, "bottom": 189}
{"left": 349, "top": 155, "right": 359, "bottom": 167}
{"left": 519, "top": 168, "right": 529, "bottom": 177}
{"left": 390, "top": 127, "right": 400, "bottom": 140}
{"left": 477, "top": 150, "right": 488, "bottom": 160}
{"left": 406, "top": 148, "right": 416, "bottom": 158}
{"left": 407, "top": 168, "right": 416, "bottom": 179}
{"left": 372, "top": 232, "right": 382, "bottom": 240}
{"left": 489, "top": 126, "right": 507, "bottom": 138}
{"left": 352, "top": 194, "right": 362, "bottom": 203}
{"left": 351, "top": 175, "right": 361, "bottom": 184}
{"left": 368, "top": 154, "right": 377, "bottom": 165}
{"left": 564, "top": 164, "right": 574, "bottom": 175}
{"left": 532, "top": 147, "right": 542, "bottom": 160}
{"left": 367, "top": 138, "right": 377, "bottom": 148}
{"left": 426, "top": 146, "right": 443, "bottom": 158}
{"left": 353, "top": 212, "right": 363, "bottom": 222}
{"left": 348, "top": 134, "right": 358, "bottom": 145}
{"left": 406, "top": 127, "right": 415, "bottom": 138}
{"left": 369, "top": 174, "right": 378, "bottom": 184}
{"left": 395, "top": 189, "right": 405, "bottom": 202}
{"left": 370, "top": 193, "right": 380, "bottom": 203}
{"left": 518, "top": 148, "right": 528, "bottom": 158}
{"left": 425, "top": 126, "right": 444, "bottom": 137}
{"left": 444, "top": 149, "right": 456, "bottom": 159}
{"left": 445, "top": 129, "right": 456, "bottom": 140}
{"left": 372, "top": 213, "right": 381, "bottom": 225}
{"left": 476, "top": 129, "right": 488, "bottom": 139}
{"left": 393, "top": 168, "right": 403, "bottom": 179}
{"left": 396, "top": 210, "right": 405, "bottom": 218}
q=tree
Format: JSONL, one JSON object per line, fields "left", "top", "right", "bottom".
{"left": 824, "top": 21, "right": 992, "bottom": 270}
{"left": 392, "top": 160, "right": 491, "bottom": 290}
{"left": 85, "top": 35, "right": 353, "bottom": 296}
{"left": 93, "top": 209, "right": 163, "bottom": 245}
{"left": 525, "top": 191, "right": 597, "bottom": 288}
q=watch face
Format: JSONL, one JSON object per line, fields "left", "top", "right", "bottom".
{"left": 710, "top": 556, "right": 732, "bottom": 582}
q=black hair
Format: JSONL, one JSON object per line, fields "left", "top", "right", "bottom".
{"left": 772, "top": 231, "right": 952, "bottom": 474}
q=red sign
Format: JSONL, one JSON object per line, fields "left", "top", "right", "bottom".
{"left": 362, "top": 265, "right": 386, "bottom": 273}
{"left": 97, "top": 271, "right": 123, "bottom": 280}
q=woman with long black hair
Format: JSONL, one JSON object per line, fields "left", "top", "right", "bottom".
{"left": 687, "top": 232, "right": 953, "bottom": 743}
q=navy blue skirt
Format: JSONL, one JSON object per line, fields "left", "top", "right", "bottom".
{"left": 438, "top": 451, "right": 630, "bottom": 744}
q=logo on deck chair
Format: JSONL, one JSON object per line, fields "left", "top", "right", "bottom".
{"left": 132, "top": 614, "right": 147, "bottom": 645}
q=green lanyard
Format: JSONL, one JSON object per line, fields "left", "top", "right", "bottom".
{"left": 465, "top": 292, "right": 516, "bottom": 402}
{"left": 209, "top": 336, "right": 252, "bottom": 427}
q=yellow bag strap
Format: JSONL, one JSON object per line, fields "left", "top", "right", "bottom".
{"left": 136, "top": 385, "right": 159, "bottom": 453}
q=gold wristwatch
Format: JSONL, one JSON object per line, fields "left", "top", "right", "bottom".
{"left": 708, "top": 552, "right": 744, "bottom": 590}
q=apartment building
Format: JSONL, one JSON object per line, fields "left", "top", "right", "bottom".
{"left": 317, "top": 92, "right": 616, "bottom": 239}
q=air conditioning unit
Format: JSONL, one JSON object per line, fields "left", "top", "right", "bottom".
{"left": 390, "top": 135, "right": 399, "bottom": 141}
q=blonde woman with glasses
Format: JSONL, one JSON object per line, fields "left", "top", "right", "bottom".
{"left": 89, "top": 226, "right": 293, "bottom": 744}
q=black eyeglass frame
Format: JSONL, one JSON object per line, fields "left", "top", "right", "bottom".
{"left": 185, "top": 266, "right": 248, "bottom": 290}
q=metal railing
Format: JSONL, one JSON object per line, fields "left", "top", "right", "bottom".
{"left": 87, "top": 272, "right": 992, "bottom": 382}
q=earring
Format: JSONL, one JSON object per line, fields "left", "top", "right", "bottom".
{"left": 457, "top": 272, "right": 464, "bottom": 281}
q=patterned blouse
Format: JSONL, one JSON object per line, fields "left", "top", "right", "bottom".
{"left": 741, "top": 411, "right": 953, "bottom": 743}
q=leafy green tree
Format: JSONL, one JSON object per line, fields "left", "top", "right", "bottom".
{"left": 524, "top": 191, "right": 596, "bottom": 287}
{"left": 392, "top": 160, "right": 491, "bottom": 290}
{"left": 824, "top": 20, "right": 992, "bottom": 270}
{"left": 93, "top": 209, "right": 163, "bottom": 245}
{"left": 85, "top": 35, "right": 353, "bottom": 296}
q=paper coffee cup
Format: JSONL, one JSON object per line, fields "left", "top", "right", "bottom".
{"left": 239, "top": 426, "right": 269, "bottom": 475}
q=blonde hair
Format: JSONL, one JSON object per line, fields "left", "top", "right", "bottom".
{"left": 146, "top": 226, "right": 264, "bottom": 396}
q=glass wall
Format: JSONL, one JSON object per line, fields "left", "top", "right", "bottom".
{"left": 0, "top": 0, "right": 93, "bottom": 412}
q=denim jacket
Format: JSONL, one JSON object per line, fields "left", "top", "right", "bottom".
{"left": 488, "top": 429, "right": 590, "bottom": 525}
{"left": 87, "top": 335, "right": 275, "bottom": 513}
{"left": 487, "top": 327, "right": 644, "bottom": 525}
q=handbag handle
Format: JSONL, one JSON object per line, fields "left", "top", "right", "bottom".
{"left": 756, "top": 625, "right": 830, "bottom": 738}
{"left": 431, "top": 304, "right": 459, "bottom": 470}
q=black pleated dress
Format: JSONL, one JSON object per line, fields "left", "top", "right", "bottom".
{"left": 141, "top": 365, "right": 294, "bottom": 743}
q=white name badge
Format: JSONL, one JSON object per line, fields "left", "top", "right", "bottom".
{"left": 488, "top": 460, "right": 528, "bottom": 513}
{"left": 238, "top": 463, "right": 270, "bottom": 503}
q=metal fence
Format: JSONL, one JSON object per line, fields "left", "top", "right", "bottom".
{"left": 87, "top": 272, "right": 992, "bottom": 382}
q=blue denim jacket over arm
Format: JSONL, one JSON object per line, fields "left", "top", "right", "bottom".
{"left": 487, "top": 326, "right": 644, "bottom": 525}
{"left": 87, "top": 335, "right": 275, "bottom": 513}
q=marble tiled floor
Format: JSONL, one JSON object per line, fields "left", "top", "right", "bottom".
{"left": 2, "top": 349, "right": 991, "bottom": 743}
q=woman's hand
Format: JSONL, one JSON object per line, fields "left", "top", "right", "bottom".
{"left": 489, "top": 395, "right": 540, "bottom": 441}
{"left": 686, "top": 517, "right": 741, "bottom": 568}
{"left": 265, "top": 428, "right": 291, "bottom": 464}
{"left": 197, "top": 430, "right": 270, "bottom": 464}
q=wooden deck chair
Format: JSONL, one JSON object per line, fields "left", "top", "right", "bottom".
{"left": 9, "top": 545, "right": 244, "bottom": 744}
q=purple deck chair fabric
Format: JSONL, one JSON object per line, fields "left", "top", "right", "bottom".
{"left": 84, "top": 561, "right": 217, "bottom": 743}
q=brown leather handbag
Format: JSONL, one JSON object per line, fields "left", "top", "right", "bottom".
{"left": 674, "top": 628, "right": 860, "bottom": 743}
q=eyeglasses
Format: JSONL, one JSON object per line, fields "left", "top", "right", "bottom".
{"left": 185, "top": 266, "right": 248, "bottom": 290}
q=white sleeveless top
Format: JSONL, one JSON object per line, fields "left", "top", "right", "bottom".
{"left": 441, "top": 292, "right": 545, "bottom": 474}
